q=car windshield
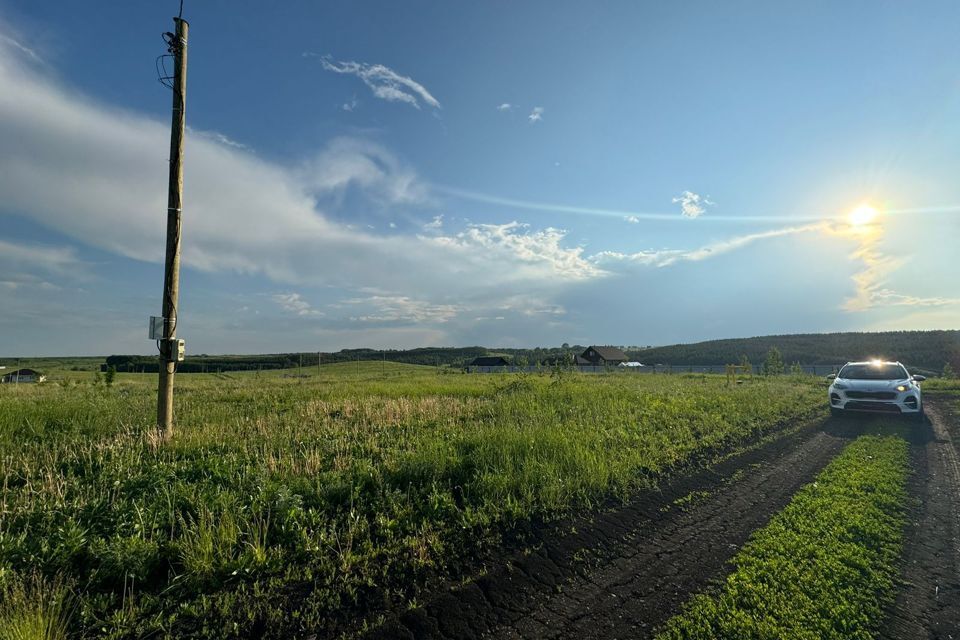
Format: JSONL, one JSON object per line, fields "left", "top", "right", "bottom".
{"left": 838, "top": 363, "right": 908, "bottom": 380}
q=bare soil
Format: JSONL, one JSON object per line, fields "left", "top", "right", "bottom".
{"left": 883, "top": 397, "right": 960, "bottom": 640}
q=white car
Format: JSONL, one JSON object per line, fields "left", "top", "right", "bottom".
{"left": 828, "top": 360, "right": 926, "bottom": 420}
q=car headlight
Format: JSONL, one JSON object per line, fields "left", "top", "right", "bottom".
{"left": 896, "top": 385, "right": 907, "bottom": 392}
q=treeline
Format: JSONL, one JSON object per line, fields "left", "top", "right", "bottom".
{"left": 628, "top": 331, "right": 960, "bottom": 371}
{"left": 104, "top": 347, "right": 491, "bottom": 373}
{"left": 103, "top": 346, "right": 583, "bottom": 373}
{"left": 102, "top": 331, "right": 960, "bottom": 374}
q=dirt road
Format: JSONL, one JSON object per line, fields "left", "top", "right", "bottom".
{"left": 367, "top": 400, "right": 960, "bottom": 640}
{"left": 883, "top": 398, "right": 960, "bottom": 640}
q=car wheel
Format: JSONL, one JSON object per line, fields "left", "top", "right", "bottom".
{"left": 912, "top": 408, "right": 925, "bottom": 423}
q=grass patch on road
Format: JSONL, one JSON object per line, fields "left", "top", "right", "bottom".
{"left": 657, "top": 432, "right": 909, "bottom": 640}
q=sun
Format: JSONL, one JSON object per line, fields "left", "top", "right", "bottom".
{"left": 848, "top": 203, "right": 879, "bottom": 226}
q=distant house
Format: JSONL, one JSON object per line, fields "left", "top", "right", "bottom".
{"left": 577, "top": 346, "right": 629, "bottom": 366}
{"left": 467, "top": 356, "right": 511, "bottom": 368}
{"left": 1, "top": 368, "right": 46, "bottom": 383}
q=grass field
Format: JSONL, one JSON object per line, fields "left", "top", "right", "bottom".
{"left": 0, "top": 364, "right": 825, "bottom": 638}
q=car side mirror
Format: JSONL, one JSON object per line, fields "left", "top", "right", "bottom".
{"left": 826, "top": 373, "right": 836, "bottom": 380}
{"left": 913, "top": 375, "right": 926, "bottom": 382}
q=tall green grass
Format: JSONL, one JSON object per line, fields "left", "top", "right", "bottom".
{"left": 0, "top": 573, "right": 73, "bottom": 640}
{"left": 0, "top": 365, "right": 823, "bottom": 638}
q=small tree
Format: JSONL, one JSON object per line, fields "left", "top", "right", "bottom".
{"left": 762, "top": 347, "right": 785, "bottom": 376}
{"left": 943, "top": 362, "right": 956, "bottom": 379}
{"left": 790, "top": 361, "right": 804, "bottom": 376}
{"left": 104, "top": 365, "right": 117, "bottom": 387}
{"left": 738, "top": 354, "right": 752, "bottom": 375}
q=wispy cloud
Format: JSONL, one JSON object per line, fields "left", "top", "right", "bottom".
{"left": 272, "top": 292, "right": 323, "bottom": 317}
{"left": 0, "top": 34, "right": 41, "bottom": 63}
{"left": 0, "top": 238, "right": 84, "bottom": 275}
{"left": 591, "top": 223, "right": 825, "bottom": 268}
{"left": 624, "top": 215, "right": 640, "bottom": 224}
{"left": 438, "top": 186, "right": 821, "bottom": 224}
{"left": 528, "top": 106, "right": 544, "bottom": 123}
{"left": 824, "top": 222, "right": 958, "bottom": 312}
{"left": 496, "top": 103, "right": 513, "bottom": 112}
{"left": 342, "top": 96, "right": 359, "bottom": 112}
{"left": 672, "top": 191, "right": 715, "bottom": 218}
{"left": 308, "top": 53, "right": 440, "bottom": 110}
{"left": 299, "top": 137, "right": 429, "bottom": 207}
{"left": 344, "top": 295, "right": 460, "bottom": 324}
{"left": 188, "top": 127, "right": 248, "bottom": 150}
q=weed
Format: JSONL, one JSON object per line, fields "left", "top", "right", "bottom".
{"left": 0, "top": 572, "right": 74, "bottom": 640}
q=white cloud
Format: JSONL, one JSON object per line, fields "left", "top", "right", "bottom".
{"left": 0, "top": 35, "right": 599, "bottom": 333}
{"left": 672, "top": 191, "right": 714, "bottom": 218}
{"left": 309, "top": 54, "right": 440, "bottom": 110}
{"left": 528, "top": 106, "right": 544, "bottom": 123}
{"left": 344, "top": 295, "right": 460, "bottom": 324}
{"left": 272, "top": 292, "right": 323, "bottom": 317}
{"left": 428, "top": 222, "right": 602, "bottom": 281}
{"left": 624, "top": 215, "right": 639, "bottom": 224}
{"left": 298, "top": 137, "right": 429, "bottom": 208}
{"left": 342, "top": 96, "right": 359, "bottom": 112}
{"left": 496, "top": 103, "right": 512, "bottom": 112}
{"left": 423, "top": 214, "right": 444, "bottom": 231}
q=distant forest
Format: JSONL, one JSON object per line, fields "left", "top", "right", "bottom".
{"left": 626, "top": 330, "right": 959, "bottom": 372}
{"left": 100, "top": 330, "right": 959, "bottom": 374}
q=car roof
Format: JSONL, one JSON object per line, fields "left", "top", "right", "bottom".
{"left": 843, "top": 361, "right": 904, "bottom": 366}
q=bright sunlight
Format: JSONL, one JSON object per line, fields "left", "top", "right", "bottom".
{"left": 848, "top": 203, "right": 880, "bottom": 226}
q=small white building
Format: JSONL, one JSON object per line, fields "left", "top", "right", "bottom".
{"left": 1, "top": 368, "right": 46, "bottom": 383}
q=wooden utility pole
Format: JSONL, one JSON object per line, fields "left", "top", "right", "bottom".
{"left": 157, "top": 16, "right": 189, "bottom": 439}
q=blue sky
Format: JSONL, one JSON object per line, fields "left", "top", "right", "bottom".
{"left": 1, "top": 1, "right": 958, "bottom": 356}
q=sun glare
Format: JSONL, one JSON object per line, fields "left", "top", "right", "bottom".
{"left": 848, "top": 203, "right": 879, "bottom": 226}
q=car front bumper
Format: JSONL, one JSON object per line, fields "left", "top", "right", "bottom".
{"left": 828, "top": 390, "right": 922, "bottom": 414}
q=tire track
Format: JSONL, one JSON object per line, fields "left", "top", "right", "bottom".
{"left": 367, "top": 415, "right": 855, "bottom": 640}
{"left": 884, "top": 398, "right": 960, "bottom": 640}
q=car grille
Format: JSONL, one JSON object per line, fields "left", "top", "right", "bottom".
{"left": 845, "top": 391, "right": 897, "bottom": 400}
{"left": 844, "top": 401, "right": 902, "bottom": 413}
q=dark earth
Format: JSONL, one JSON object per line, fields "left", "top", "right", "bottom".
{"left": 364, "top": 400, "right": 960, "bottom": 640}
